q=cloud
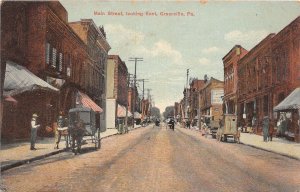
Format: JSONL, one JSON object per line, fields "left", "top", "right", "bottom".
{"left": 105, "top": 24, "right": 182, "bottom": 65}
{"left": 105, "top": 24, "right": 145, "bottom": 46}
{"left": 151, "top": 40, "right": 182, "bottom": 63}
{"left": 198, "top": 57, "right": 211, "bottom": 65}
{"left": 139, "top": 40, "right": 182, "bottom": 65}
{"left": 224, "top": 30, "right": 269, "bottom": 49}
{"left": 201, "top": 46, "right": 220, "bottom": 54}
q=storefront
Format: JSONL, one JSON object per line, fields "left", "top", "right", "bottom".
{"left": 274, "top": 88, "right": 300, "bottom": 142}
{"left": 2, "top": 61, "right": 59, "bottom": 141}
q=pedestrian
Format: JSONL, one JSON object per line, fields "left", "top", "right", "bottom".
{"left": 262, "top": 116, "right": 269, "bottom": 142}
{"left": 54, "top": 111, "right": 66, "bottom": 149}
{"left": 30, "top": 113, "right": 40, "bottom": 150}
{"left": 236, "top": 127, "right": 242, "bottom": 144}
{"left": 186, "top": 120, "right": 191, "bottom": 129}
{"left": 268, "top": 119, "right": 274, "bottom": 142}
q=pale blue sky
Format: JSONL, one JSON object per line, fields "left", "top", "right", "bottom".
{"left": 60, "top": 0, "right": 300, "bottom": 112}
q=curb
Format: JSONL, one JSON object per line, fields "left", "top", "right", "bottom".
{"left": 1, "top": 149, "right": 66, "bottom": 172}
{"left": 182, "top": 127, "right": 300, "bottom": 161}
{"left": 1, "top": 133, "right": 120, "bottom": 172}
{"left": 239, "top": 142, "right": 300, "bottom": 161}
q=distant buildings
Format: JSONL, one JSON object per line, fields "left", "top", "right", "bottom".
{"left": 199, "top": 78, "right": 224, "bottom": 122}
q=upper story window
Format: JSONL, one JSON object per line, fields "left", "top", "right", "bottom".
{"left": 52, "top": 48, "right": 57, "bottom": 68}
{"left": 46, "top": 43, "right": 51, "bottom": 64}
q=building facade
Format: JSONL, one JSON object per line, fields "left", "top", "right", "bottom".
{"left": 222, "top": 45, "right": 248, "bottom": 115}
{"left": 189, "top": 79, "right": 205, "bottom": 124}
{"left": 2, "top": 1, "right": 88, "bottom": 140}
{"left": 106, "top": 55, "right": 128, "bottom": 128}
{"left": 199, "top": 78, "right": 224, "bottom": 122}
{"left": 237, "top": 16, "right": 300, "bottom": 136}
{"left": 1, "top": 1, "right": 109, "bottom": 140}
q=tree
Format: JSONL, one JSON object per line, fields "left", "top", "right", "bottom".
{"left": 163, "top": 106, "right": 175, "bottom": 119}
{"left": 151, "top": 107, "right": 160, "bottom": 119}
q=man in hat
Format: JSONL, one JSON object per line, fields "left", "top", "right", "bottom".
{"left": 54, "top": 111, "right": 65, "bottom": 149}
{"left": 30, "top": 113, "right": 40, "bottom": 150}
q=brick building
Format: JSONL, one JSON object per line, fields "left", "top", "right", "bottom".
{"left": 189, "top": 79, "right": 205, "bottom": 124}
{"left": 237, "top": 16, "right": 300, "bottom": 136}
{"left": 222, "top": 45, "right": 248, "bottom": 115}
{"left": 199, "top": 77, "right": 224, "bottom": 122}
{"left": 69, "top": 19, "right": 110, "bottom": 105}
{"left": 1, "top": 1, "right": 108, "bottom": 140}
{"left": 106, "top": 55, "right": 128, "bottom": 128}
{"left": 69, "top": 19, "right": 110, "bottom": 130}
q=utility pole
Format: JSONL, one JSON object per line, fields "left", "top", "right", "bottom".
{"left": 185, "top": 69, "right": 189, "bottom": 120}
{"left": 136, "top": 79, "right": 149, "bottom": 99}
{"left": 125, "top": 73, "right": 133, "bottom": 133}
{"left": 137, "top": 78, "right": 149, "bottom": 121}
{"left": 147, "top": 89, "right": 152, "bottom": 120}
{"left": 128, "top": 57, "right": 143, "bottom": 128}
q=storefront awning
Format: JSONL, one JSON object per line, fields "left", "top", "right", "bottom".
{"left": 4, "top": 61, "right": 59, "bottom": 96}
{"left": 117, "top": 104, "right": 132, "bottom": 118}
{"left": 77, "top": 91, "right": 103, "bottom": 113}
{"left": 274, "top": 87, "right": 300, "bottom": 112}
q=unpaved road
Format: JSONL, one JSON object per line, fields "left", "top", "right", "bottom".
{"left": 2, "top": 125, "right": 300, "bottom": 192}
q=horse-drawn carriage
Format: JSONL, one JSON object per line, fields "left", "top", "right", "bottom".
{"left": 66, "top": 107, "right": 101, "bottom": 154}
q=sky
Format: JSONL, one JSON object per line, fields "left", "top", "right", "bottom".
{"left": 60, "top": 0, "right": 300, "bottom": 112}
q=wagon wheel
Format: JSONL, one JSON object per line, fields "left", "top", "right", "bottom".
{"left": 94, "top": 128, "right": 101, "bottom": 150}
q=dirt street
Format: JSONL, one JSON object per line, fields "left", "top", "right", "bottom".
{"left": 2, "top": 125, "right": 300, "bottom": 192}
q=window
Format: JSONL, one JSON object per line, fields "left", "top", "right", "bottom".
{"left": 46, "top": 43, "right": 50, "bottom": 64}
{"left": 52, "top": 48, "right": 57, "bottom": 68}
{"left": 58, "top": 53, "right": 63, "bottom": 71}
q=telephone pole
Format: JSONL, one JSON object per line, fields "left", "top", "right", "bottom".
{"left": 136, "top": 79, "right": 149, "bottom": 99}
{"left": 185, "top": 69, "right": 189, "bottom": 119}
{"left": 125, "top": 73, "right": 133, "bottom": 132}
{"left": 128, "top": 57, "right": 143, "bottom": 128}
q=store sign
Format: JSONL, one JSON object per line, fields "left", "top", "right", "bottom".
{"left": 211, "top": 89, "right": 224, "bottom": 104}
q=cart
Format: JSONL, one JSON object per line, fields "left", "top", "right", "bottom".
{"left": 216, "top": 114, "right": 238, "bottom": 142}
{"left": 68, "top": 107, "right": 101, "bottom": 154}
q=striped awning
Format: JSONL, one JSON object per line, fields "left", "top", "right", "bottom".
{"left": 78, "top": 91, "right": 103, "bottom": 113}
{"left": 117, "top": 104, "right": 132, "bottom": 118}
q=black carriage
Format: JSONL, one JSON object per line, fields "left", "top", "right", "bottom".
{"left": 68, "top": 107, "right": 101, "bottom": 154}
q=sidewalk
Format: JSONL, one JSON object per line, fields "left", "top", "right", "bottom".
{"left": 0, "top": 128, "right": 119, "bottom": 172}
{"left": 240, "top": 132, "right": 300, "bottom": 160}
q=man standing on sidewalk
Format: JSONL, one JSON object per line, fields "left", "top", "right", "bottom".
{"left": 30, "top": 113, "right": 40, "bottom": 150}
{"left": 262, "top": 116, "right": 269, "bottom": 142}
{"left": 54, "top": 111, "right": 66, "bottom": 149}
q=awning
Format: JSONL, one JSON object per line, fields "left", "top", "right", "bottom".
{"left": 77, "top": 91, "right": 103, "bottom": 113}
{"left": 117, "top": 104, "right": 132, "bottom": 118}
{"left": 274, "top": 87, "right": 300, "bottom": 112}
{"left": 4, "top": 61, "right": 59, "bottom": 96}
